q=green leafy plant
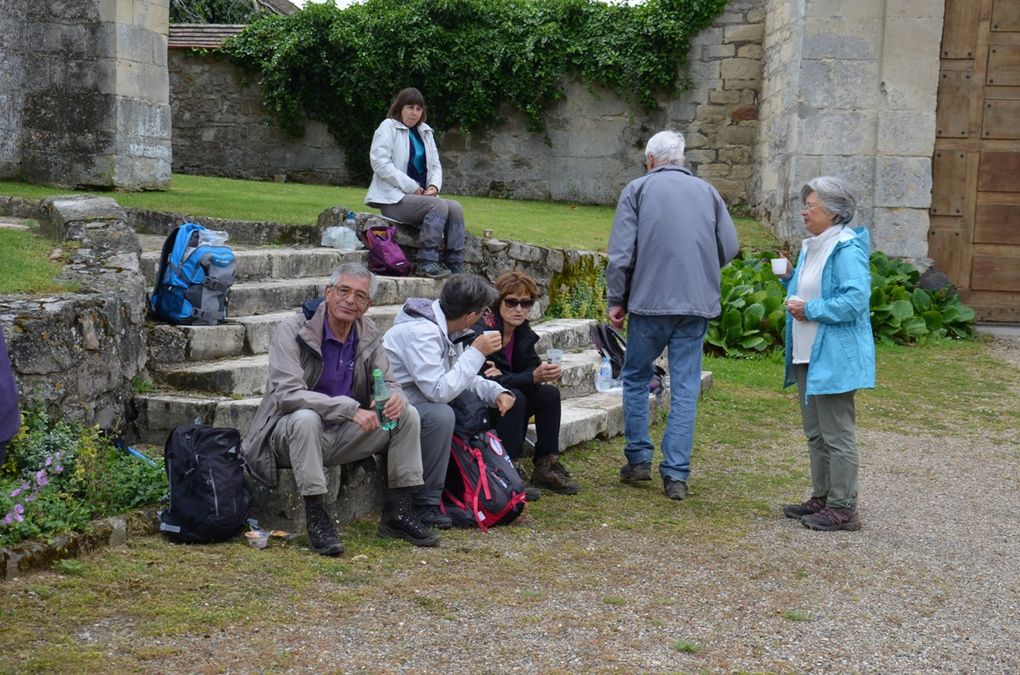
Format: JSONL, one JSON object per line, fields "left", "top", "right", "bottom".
{"left": 0, "top": 404, "right": 167, "bottom": 549}
{"left": 223, "top": 0, "right": 728, "bottom": 180}
{"left": 705, "top": 251, "right": 786, "bottom": 356}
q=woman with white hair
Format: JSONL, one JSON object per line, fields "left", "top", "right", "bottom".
{"left": 775, "top": 176, "right": 875, "bottom": 531}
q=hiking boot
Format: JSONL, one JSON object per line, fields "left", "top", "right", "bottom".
{"left": 303, "top": 494, "right": 344, "bottom": 556}
{"left": 663, "top": 477, "right": 688, "bottom": 501}
{"left": 415, "top": 503, "right": 453, "bottom": 530}
{"left": 511, "top": 460, "right": 541, "bottom": 501}
{"left": 416, "top": 262, "right": 451, "bottom": 279}
{"left": 378, "top": 492, "right": 441, "bottom": 546}
{"left": 532, "top": 453, "right": 580, "bottom": 495}
{"left": 801, "top": 506, "right": 862, "bottom": 532}
{"left": 619, "top": 461, "right": 652, "bottom": 483}
{"left": 446, "top": 262, "right": 464, "bottom": 275}
{"left": 782, "top": 497, "right": 826, "bottom": 520}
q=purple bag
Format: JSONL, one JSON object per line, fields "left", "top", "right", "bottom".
{"left": 362, "top": 225, "right": 411, "bottom": 276}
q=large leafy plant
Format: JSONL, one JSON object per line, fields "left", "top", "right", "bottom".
{"left": 705, "top": 253, "right": 786, "bottom": 356}
{"left": 223, "top": 0, "right": 728, "bottom": 181}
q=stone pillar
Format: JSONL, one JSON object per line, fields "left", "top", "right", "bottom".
{"left": 755, "top": 0, "right": 944, "bottom": 257}
{"left": 19, "top": 0, "right": 171, "bottom": 190}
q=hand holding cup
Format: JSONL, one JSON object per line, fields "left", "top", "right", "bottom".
{"left": 472, "top": 330, "right": 502, "bottom": 356}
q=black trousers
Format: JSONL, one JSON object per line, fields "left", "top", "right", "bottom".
{"left": 491, "top": 384, "right": 561, "bottom": 460}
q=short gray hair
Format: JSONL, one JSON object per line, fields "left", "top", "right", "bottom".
{"left": 801, "top": 176, "right": 857, "bottom": 225}
{"left": 644, "top": 130, "right": 686, "bottom": 166}
{"left": 328, "top": 262, "right": 378, "bottom": 299}
{"left": 439, "top": 273, "right": 498, "bottom": 321}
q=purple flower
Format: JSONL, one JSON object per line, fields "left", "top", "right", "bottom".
{"left": 14, "top": 504, "right": 24, "bottom": 515}
{"left": 9, "top": 487, "right": 21, "bottom": 498}
{"left": 24, "top": 494, "right": 35, "bottom": 503}
{"left": 13, "top": 512, "right": 23, "bottom": 523}
{"left": 45, "top": 456, "right": 53, "bottom": 467}
{"left": 35, "top": 470, "right": 48, "bottom": 487}
{"left": 2, "top": 513, "right": 12, "bottom": 525}
{"left": 20, "top": 481, "right": 29, "bottom": 491}
{"left": 54, "top": 465, "right": 64, "bottom": 474}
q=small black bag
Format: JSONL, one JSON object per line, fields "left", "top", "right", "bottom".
{"left": 590, "top": 323, "right": 665, "bottom": 396}
{"left": 158, "top": 423, "right": 252, "bottom": 543}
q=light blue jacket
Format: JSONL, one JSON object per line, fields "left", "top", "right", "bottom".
{"left": 782, "top": 226, "right": 875, "bottom": 395}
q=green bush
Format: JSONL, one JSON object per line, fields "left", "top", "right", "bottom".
{"left": 223, "top": 0, "right": 728, "bottom": 181}
{"left": 702, "top": 250, "right": 978, "bottom": 356}
{"left": 0, "top": 405, "right": 166, "bottom": 549}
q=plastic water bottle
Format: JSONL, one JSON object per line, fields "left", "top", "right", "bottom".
{"left": 372, "top": 368, "right": 397, "bottom": 431}
{"left": 344, "top": 210, "right": 358, "bottom": 231}
{"left": 595, "top": 356, "right": 614, "bottom": 392}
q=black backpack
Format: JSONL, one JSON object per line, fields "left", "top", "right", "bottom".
{"left": 442, "top": 432, "right": 527, "bottom": 531}
{"left": 158, "top": 423, "right": 252, "bottom": 543}
{"left": 590, "top": 323, "right": 665, "bottom": 396}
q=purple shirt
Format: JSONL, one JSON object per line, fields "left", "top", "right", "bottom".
{"left": 502, "top": 333, "right": 515, "bottom": 370}
{"left": 313, "top": 318, "right": 357, "bottom": 399}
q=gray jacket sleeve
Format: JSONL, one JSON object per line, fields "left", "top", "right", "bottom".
{"left": 714, "top": 189, "right": 740, "bottom": 267}
{"left": 606, "top": 184, "right": 638, "bottom": 307}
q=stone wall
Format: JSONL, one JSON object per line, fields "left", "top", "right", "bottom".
{"left": 2, "top": 0, "right": 172, "bottom": 189}
{"left": 169, "top": 51, "right": 349, "bottom": 185}
{"left": 755, "top": 0, "right": 944, "bottom": 257}
{"left": 0, "top": 196, "right": 147, "bottom": 429}
{"left": 0, "top": 0, "right": 27, "bottom": 178}
{"left": 169, "top": 0, "right": 765, "bottom": 206}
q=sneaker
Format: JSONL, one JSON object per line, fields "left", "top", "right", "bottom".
{"left": 782, "top": 497, "right": 826, "bottom": 520}
{"left": 801, "top": 506, "right": 861, "bottom": 532}
{"left": 619, "top": 461, "right": 652, "bottom": 483}
{"left": 415, "top": 504, "right": 453, "bottom": 530}
{"left": 416, "top": 262, "right": 451, "bottom": 279}
{"left": 663, "top": 477, "right": 688, "bottom": 501}
{"left": 532, "top": 454, "right": 580, "bottom": 495}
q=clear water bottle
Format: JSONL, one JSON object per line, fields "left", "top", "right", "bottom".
{"left": 372, "top": 368, "right": 397, "bottom": 431}
{"left": 595, "top": 356, "right": 614, "bottom": 392}
{"left": 344, "top": 210, "right": 358, "bottom": 230}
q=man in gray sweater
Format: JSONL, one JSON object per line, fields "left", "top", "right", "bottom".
{"left": 606, "top": 130, "right": 739, "bottom": 501}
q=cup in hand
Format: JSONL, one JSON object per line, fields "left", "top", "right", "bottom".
{"left": 771, "top": 258, "right": 788, "bottom": 276}
{"left": 545, "top": 348, "right": 563, "bottom": 365}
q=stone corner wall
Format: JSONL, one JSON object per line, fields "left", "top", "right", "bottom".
{"left": 754, "top": 0, "right": 943, "bottom": 257}
{"left": 0, "top": 195, "right": 147, "bottom": 429}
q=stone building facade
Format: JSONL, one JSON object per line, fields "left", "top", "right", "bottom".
{"left": 0, "top": 0, "right": 171, "bottom": 189}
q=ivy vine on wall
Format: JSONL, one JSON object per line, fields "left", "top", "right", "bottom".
{"left": 223, "top": 0, "right": 729, "bottom": 182}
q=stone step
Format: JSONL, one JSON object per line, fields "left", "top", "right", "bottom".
{"left": 141, "top": 246, "right": 366, "bottom": 284}
{"left": 152, "top": 336, "right": 609, "bottom": 397}
{"left": 227, "top": 274, "right": 445, "bottom": 317}
{"left": 145, "top": 304, "right": 405, "bottom": 363}
{"left": 131, "top": 370, "right": 712, "bottom": 448}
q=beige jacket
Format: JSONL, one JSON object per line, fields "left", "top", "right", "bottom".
{"left": 241, "top": 301, "right": 403, "bottom": 487}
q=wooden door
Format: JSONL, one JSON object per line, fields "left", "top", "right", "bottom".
{"left": 932, "top": 0, "right": 1020, "bottom": 322}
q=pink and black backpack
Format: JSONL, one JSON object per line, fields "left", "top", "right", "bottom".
{"left": 442, "top": 432, "right": 527, "bottom": 531}
{"left": 362, "top": 224, "right": 411, "bottom": 276}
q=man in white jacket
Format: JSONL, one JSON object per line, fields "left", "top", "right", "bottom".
{"left": 384, "top": 274, "right": 515, "bottom": 528}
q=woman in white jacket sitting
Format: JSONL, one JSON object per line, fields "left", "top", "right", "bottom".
{"left": 365, "top": 87, "right": 466, "bottom": 279}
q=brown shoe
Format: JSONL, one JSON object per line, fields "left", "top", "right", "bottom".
{"left": 801, "top": 506, "right": 862, "bottom": 531}
{"left": 512, "top": 460, "right": 541, "bottom": 501}
{"left": 532, "top": 454, "right": 580, "bottom": 495}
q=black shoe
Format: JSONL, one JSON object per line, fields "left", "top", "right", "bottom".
{"left": 782, "top": 497, "right": 826, "bottom": 519}
{"left": 619, "top": 461, "right": 652, "bottom": 483}
{"left": 303, "top": 494, "right": 344, "bottom": 556}
{"left": 663, "top": 477, "right": 688, "bottom": 501}
{"left": 415, "top": 503, "right": 453, "bottom": 530}
{"left": 416, "top": 262, "right": 451, "bottom": 279}
{"left": 446, "top": 262, "right": 464, "bottom": 275}
{"left": 378, "top": 494, "right": 441, "bottom": 546}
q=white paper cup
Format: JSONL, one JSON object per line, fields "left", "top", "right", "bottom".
{"left": 545, "top": 348, "right": 563, "bottom": 365}
{"left": 771, "top": 258, "right": 787, "bottom": 275}
{"left": 483, "top": 330, "right": 499, "bottom": 339}
{"left": 245, "top": 530, "right": 269, "bottom": 549}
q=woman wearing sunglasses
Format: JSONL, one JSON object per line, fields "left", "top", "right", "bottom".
{"left": 473, "top": 271, "right": 580, "bottom": 496}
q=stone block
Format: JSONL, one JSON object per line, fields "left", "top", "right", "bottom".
{"left": 800, "top": 58, "right": 880, "bottom": 110}
{"left": 799, "top": 110, "right": 877, "bottom": 155}
{"left": 720, "top": 125, "right": 757, "bottom": 145}
{"left": 878, "top": 110, "right": 937, "bottom": 156}
{"left": 724, "top": 23, "right": 765, "bottom": 43}
{"left": 802, "top": 17, "right": 882, "bottom": 59}
{"left": 886, "top": 0, "right": 944, "bottom": 18}
{"left": 721, "top": 58, "right": 762, "bottom": 81}
{"left": 703, "top": 44, "right": 736, "bottom": 59}
{"left": 880, "top": 18, "right": 942, "bottom": 109}
{"left": 806, "top": 0, "right": 885, "bottom": 18}
{"left": 155, "top": 354, "right": 268, "bottom": 396}
{"left": 38, "top": 195, "right": 126, "bottom": 240}
{"left": 698, "top": 163, "right": 732, "bottom": 178}
{"left": 710, "top": 90, "right": 742, "bottom": 105}
{"left": 874, "top": 156, "right": 933, "bottom": 208}
{"left": 871, "top": 207, "right": 930, "bottom": 258}
{"left": 737, "top": 44, "right": 763, "bottom": 59}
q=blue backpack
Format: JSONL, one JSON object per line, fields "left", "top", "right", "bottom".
{"left": 149, "top": 223, "right": 237, "bottom": 325}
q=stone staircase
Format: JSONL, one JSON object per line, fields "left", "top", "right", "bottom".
{"left": 130, "top": 240, "right": 679, "bottom": 529}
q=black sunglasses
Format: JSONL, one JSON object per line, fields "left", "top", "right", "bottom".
{"left": 502, "top": 297, "right": 535, "bottom": 309}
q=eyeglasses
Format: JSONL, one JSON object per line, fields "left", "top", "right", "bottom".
{"left": 328, "top": 285, "right": 371, "bottom": 305}
{"left": 802, "top": 202, "right": 824, "bottom": 213}
{"left": 502, "top": 297, "right": 535, "bottom": 310}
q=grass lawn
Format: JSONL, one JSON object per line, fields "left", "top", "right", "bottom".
{"left": 0, "top": 338, "right": 1014, "bottom": 671}
{"left": 0, "top": 175, "right": 778, "bottom": 252}
{"left": 0, "top": 226, "right": 70, "bottom": 294}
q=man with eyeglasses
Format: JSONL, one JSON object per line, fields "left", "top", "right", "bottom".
{"left": 242, "top": 262, "right": 438, "bottom": 555}
{"left": 383, "top": 273, "right": 516, "bottom": 528}
{"left": 607, "top": 130, "right": 739, "bottom": 501}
